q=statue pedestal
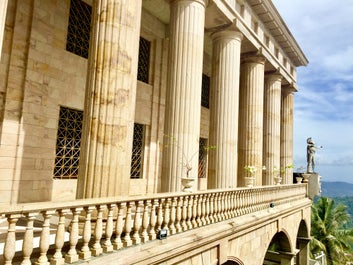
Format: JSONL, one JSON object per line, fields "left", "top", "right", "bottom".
{"left": 304, "top": 173, "right": 321, "bottom": 200}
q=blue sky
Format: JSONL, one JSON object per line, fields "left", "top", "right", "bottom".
{"left": 272, "top": 0, "right": 353, "bottom": 183}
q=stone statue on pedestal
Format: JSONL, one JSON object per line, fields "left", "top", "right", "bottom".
{"left": 306, "top": 137, "right": 322, "bottom": 173}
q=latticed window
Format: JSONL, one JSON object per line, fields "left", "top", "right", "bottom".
{"left": 66, "top": 0, "right": 92, "bottom": 59}
{"left": 201, "top": 74, "right": 210, "bottom": 108}
{"left": 54, "top": 107, "right": 83, "bottom": 179}
{"left": 198, "top": 138, "right": 208, "bottom": 178}
{"left": 137, "top": 37, "right": 151, "bottom": 83}
{"left": 130, "top": 123, "right": 145, "bottom": 179}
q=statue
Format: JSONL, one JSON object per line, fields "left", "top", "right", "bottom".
{"left": 306, "top": 137, "right": 322, "bottom": 173}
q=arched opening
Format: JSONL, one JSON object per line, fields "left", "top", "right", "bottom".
{"left": 222, "top": 256, "right": 244, "bottom": 265}
{"left": 263, "top": 231, "right": 293, "bottom": 264}
{"left": 296, "top": 220, "right": 310, "bottom": 265}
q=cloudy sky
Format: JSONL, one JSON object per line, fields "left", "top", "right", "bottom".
{"left": 272, "top": 0, "right": 353, "bottom": 183}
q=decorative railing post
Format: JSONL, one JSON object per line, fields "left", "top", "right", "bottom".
{"left": 51, "top": 209, "right": 69, "bottom": 265}
{"left": 196, "top": 194, "right": 203, "bottom": 227}
{"left": 4, "top": 214, "right": 21, "bottom": 265}
{"left": 205, "top": 193, "right": 211, "bottom": 224}
{"left": 181, "top": 196, "right": 188, "bottom": 231}
{"left": 209, "top": 193, "right": 215, "bottom": 223}
{"left": 200, "top": 194, "right": 206, "bottom": 226}
{"left": 141, "top": 200, "right": 151, "bottom": 242}
{"left": 162, "top": 198, "right": 171, "bottom": 232}
{"left": 192, "top": 195, "right": 198, "bottom": 228}
{"left": 169, "top": 197, "right": 177, "bottom": 235}
{"left": 91, "top": 205, "right": 106, "bottom": 256}
{"left": 35, "top": 210, "right": 56, "bottom": 265}
{"left": 113, "top": 202, "right": 126, "bottom": 250}
{"left": 79, "top": 206, "right": 94, "bottom": 260}
{"left": 21, "top": 213, "right": 37, "bottom": 265}
{"left": 123, "top": 202, "right": 133, "bottom": 247}
{"left": 186, "top": 195, "right": 193, "bottom": 230}
{"left": 65, "top": 208, "right": 82, "bottom": 263}
{"left": 132, "top": 200, "right": 143, "bottom": 245}
{"left": 148, "top": 199, "right": 158, "bottom": 240}
{"left": 103, "top": 204, "right": 116, "bottom": 252}
{"left": 175, "top": 196, "right": 183, "bottom": 233}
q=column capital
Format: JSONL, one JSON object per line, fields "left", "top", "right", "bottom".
{"left": 265, "top": 73, "right": 282, "bottom": 82}
{"left": 241, "top": 53, "right": 266, "bottom": 65}
{"left": 282, "top": 84, "right": 296, "bottom": 94}
{"left": 170, "top": 0, "right": 208, "bottom": 8}
{"left": 211, "top": 30, "right": 243, "bottom": 42}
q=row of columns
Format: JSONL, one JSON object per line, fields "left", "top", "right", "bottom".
{"left": 75, "top": 0, "right": 294, "bottom": 198}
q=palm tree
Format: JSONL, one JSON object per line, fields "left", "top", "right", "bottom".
{"left": 311, "top": 197, "right": 353, "bottom": 265}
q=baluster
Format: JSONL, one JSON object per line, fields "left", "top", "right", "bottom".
{"left": 123, "top": 202, "right": 133, "bottom": 247}
{"left": 200, "top": 194, "right": 206, "bottom": 226}
{"left": 132, "top": 201, "right": 143, "bottom": 245}
{"left": 238, "top": 190, "right": 244, "bottom": 215}
{"left": 51, "top": 209, "right": 69, "bottom": 265}
{"left": 175, "top": 197, "right": 183, "bottom": 233}
{"left": 35, "top": 210, "right": 55, "bottom": 265}
{"left": 181, "top": 196, "right": 188, "bottom": 231}
{"left": 196, "top": 194, "right": 203, "bottom": 227}
{"left": 204, "top": 193, "right": 211, "bottom": 224}
{"left": 21, "top": 213, "right": 37, "bottom": 265}
{"left": 168, "top": 197, "right": 177, "bottom": 235}
{"left": 155, "top": 199, "right": 164, "bottom": 232}
{"left": 141, "top": 200, "right": 151, "bottom": 243}
{"left": 103, "top": 204, "right": 115, "bottom": 252}
{"left": 65, "top": 208, "right": 82, "bottom": 263}
{"left": 113, "top": 202, "right": 126, "bottom": 250}
{"left": 148, "top": 199, "right": 158, "bottom": 240}
{"left": 220, "top": 193, "right": 226, "bottom": 220}
{"left": 229, "top": 191, "right": 235, "bottom": 218}
{"left": 162, "top": 198, "right": 171, "bottom": 233}
{"left": 209, "top": 193, "right": 215, "bottom": 223}
{"left": 192, "top": 195, "right": 198, "bottom": 228}
{"left": 4, "top": 214, "right": 21, "bottom": 265}
{"left": 224, "top": 192, "right": 229, "bottom": 219}
{"left": 186, "top": 195, "right": 193, "bottom": 230}
{"left": 78, "top": 206, "right": 94, "bottom": 260}
{"left": 91, "top": 205, "right": 105, "bottom": 256}
{"left": 214, "top": 193, "right": 220, "bottom": 222}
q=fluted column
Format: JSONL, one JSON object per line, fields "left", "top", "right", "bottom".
{"left": 263, "top": 74, "right": 282, "bottom": 185}
{"left": 77, "top": 0, "right": 142, "bottom": 198}
{"left": 238, "top": 55, "right": 265, "bottom": 187}
{"left": 161, "top": 0, "right": 206, "bottom": 192}
{"left": 208, "top": 30, "right": 243, "bottom": 189}
{"left": 0, "top": 0, "right": 8, "bottom": 60}
{"left": 281, "top": 86, "right": 295, "bottom": 184}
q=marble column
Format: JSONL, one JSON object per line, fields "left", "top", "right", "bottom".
{"left": 263, "top": 74, "right": 282, "bottom": 185}
{"left": 238, "top": 55, "right": 265, "bottom": 187}
{"left": 208, "top": 30, "right": 243, "bottom": 189}
{"left": 77, "top": 0, "right": 142, "bottom": 198}
{"left": 0, "top": 0, "right": 8, "bottom": 60}
{"left": 280, "top": 86, "right": 295, "bottom": 184}
{"left": 161, "top": 0, "right": 206, "bottom": 192}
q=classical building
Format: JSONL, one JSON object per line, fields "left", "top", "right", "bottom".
{"left": 0, "top": 0, "right": 316, "bottom": 264}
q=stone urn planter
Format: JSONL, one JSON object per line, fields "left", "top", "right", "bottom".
{"left": 181, "top": 177, "right": 196, "bottom": 192}
{"left": 244, "top": 176, "right": 255, "bottom": 187}
{"left": 302, "top": 173, "right": 311, "bottom": 183}
{"left": 296, "top": 176, "right": 303, "bottom": 183}
{"left": 274, "top": 175, "right": 282, "bottom": 185}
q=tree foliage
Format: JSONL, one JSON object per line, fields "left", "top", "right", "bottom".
{"left": 311, "top": 197, "right": 353, "bottom": 265}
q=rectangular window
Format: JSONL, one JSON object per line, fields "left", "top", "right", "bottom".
{"left": 137, "top": 37, "right": 151, "bottom": 83}
{"left": 54, "top": 107, "right": 83, "bottom": 179}
{"left": 130, "top": 123, "right": 145, "bottom": 179}
{"left": 66, "top": 0, "right": 92, "bottom": 59}
{"left": 201, "top": 74, "right": 210, "bottom": 108}
{"left": 198, "top": 138, "right": 208, "bottom": 178}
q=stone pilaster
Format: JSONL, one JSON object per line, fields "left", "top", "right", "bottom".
{"left": 238, "top": 55, "right": 265, "bottom": 187}
{"left": 208, "top": 30, "right": 243, "bottom": 189}
{"left": 263, "top": 74, "right": 282, "bottom": 185}
{"left": 280, "top": 86, "right": 295, "bottom": 184}
{"left": 77, "top": 0, "right": 142, "bottom": 198}
{"left": 161, "top": 0, "right": 206, "bottom": 192}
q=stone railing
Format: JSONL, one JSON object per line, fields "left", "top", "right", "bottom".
{"left": 0, "top": 184, "right": 307, "bottom": 265}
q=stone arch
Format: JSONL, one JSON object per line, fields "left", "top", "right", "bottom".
{"left": 296, "top": 219, "right": 311, "bottom": 264}
{"left": 222, "top": 256, "right": 245, "bottom": 265}
{"left": 297, "top": 219, "right": 309, "bottom": 238}
{"left": 262, "top": 231, "right": 293, "bottom": 264}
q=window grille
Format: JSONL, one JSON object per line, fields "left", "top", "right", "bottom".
{"left": 54, "top": 107, "right": 83, "bottom": 179}
{"left": 130, "top": 123, "right": 145, "bottom": 179}
{"left": 198, "top": 138, "right": 208, "bottom": 178}
{"left": 66, "top": 0, "right": 92, "bottom": 59}
{"left": 137, "top": 37, "right": 151, "bottom": 83}
{"left": 201, "top": 74, "right": 210, "bottom": 108}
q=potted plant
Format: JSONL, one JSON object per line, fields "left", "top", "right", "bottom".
{"left": 244, "top": 165, "right": 257, "bottom": 187}
{"left": 272, "top": 164, "right": 294, "bottom": 185}
{"left": 164, "top": 134, "right": 216, "bottom": 192}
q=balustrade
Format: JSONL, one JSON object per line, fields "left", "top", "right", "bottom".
{"left": 0, "top": 185, "right": 307, "bottom": 264}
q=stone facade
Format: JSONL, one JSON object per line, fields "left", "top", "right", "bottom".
{"left": 0, "top": 1, "right": 311, "bottom": 264}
